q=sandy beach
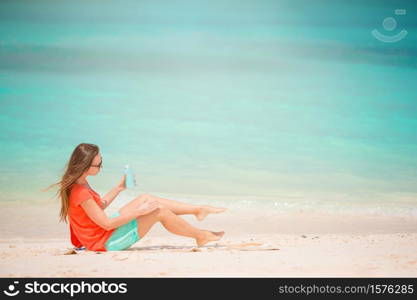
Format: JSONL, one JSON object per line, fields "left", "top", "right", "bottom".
{"left": 1, "top": 202, "right": 416, "bottom": 278}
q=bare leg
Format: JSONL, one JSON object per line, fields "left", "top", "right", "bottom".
{"left": 120, "top": 193, "right": 227, "bottom": 221}
{"left": 136, "top": 207, "right": 225, "bottom": 247}
{"left": 148, "top": 194, "right": 200, "bottom": 215}
{"left": 146, "top": 194, "right": 227, "bottom": 221}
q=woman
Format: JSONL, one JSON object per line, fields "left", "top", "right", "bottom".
{"left": 49, "top": 143, "right": 226, "bottom": 252}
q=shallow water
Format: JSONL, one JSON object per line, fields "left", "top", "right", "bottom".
{"left": 0, "top": 0, "right": 416, "bottom": 216}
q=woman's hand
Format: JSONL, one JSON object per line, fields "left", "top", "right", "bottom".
{"left": 116, "top": 175, "right": 127, "bottom": 192}
{"left": 134, "top": 199, "right": 160, "bottom": 216}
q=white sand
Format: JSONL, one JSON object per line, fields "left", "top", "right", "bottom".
{"left": 1, "top": 202, "right": 417, "bottom": 277}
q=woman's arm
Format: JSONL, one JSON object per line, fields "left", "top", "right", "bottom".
{"left": 80, "top": 197, "right": 159, "bottom": 230}
{"left": 101, "top": 175, "right": 126, "bottom": 209}
{"left": 101, "top": 186, "right": 123, "bottom": 209}
{"left": 81, "top": 199, "right": 137, "bottom": 230}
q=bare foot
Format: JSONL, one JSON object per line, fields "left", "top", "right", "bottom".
{"left": 196, "top": 230, "right": 225, "bottom": 247}
{"left": 195, "top": 206, "right": 227, "bottom": 221}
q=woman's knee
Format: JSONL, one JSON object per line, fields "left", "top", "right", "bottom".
{"left": 120, "top": 194, "right": 155, "bottom": 215}
{"left": 153, "top": 206, "right": 171, "bottom": 219}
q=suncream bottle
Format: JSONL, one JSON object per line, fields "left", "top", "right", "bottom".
{"left": 124, "top": 164, "right": 136, "bottom": 189}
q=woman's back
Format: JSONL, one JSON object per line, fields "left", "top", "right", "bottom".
{"left": 68, "top": 184, "right": 115, "bottom": 251}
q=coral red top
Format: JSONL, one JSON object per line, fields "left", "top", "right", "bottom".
{"left": 68, "top": 183, "right": 115, "bottom": 251}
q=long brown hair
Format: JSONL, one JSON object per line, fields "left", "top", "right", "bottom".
{"left": 46, "top": 143, "right": 99, "bottom": 223}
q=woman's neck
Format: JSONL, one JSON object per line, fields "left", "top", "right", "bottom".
{"left": 75, "top": 177, "right": 88, "bottom": 185}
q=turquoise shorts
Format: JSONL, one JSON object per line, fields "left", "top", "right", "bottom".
{"left": 105, "top": 211, "right": 140, "bottom": 251}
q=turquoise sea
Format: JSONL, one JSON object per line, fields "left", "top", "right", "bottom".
{"left": 1, "top": 0, "right": 416, "bottom": 216}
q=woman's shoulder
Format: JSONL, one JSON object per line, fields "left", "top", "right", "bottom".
{"left": 70, "top": 183, "right": 90, "bottom": 197}
{"left": 70, "top": 183, "right": 99, "bottom": 199}
{"left": 69, "top": 184, "right": 100, "bottom": 207}
{"left": 70, "top": 183, "right": 86, "bottom": 191}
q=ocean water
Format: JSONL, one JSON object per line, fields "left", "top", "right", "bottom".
{"left": 0, "top": 0, "right": 416, "bottom": 216}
